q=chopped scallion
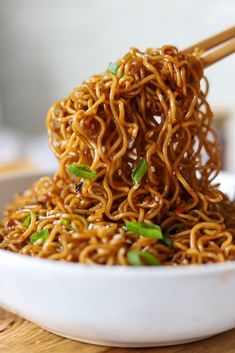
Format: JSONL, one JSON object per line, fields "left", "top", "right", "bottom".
{"left": 68, "top": 164, "right": 97, "bottom": 179}
{"left": 124, "top": 221, "right": 163, "bottom": 240}
{"left": 23, "top": 215, "right": 31, "bottom": 227}
{"left": 30, "top": 229, "right": 49, "bottom": 244}
{"left": 131, "top": 159, "right": 148, "bottom": 186}
{"left": 127, "top": 250, "right": 160, "bottom": 266}
{"left": 23, "top": 213, "right": 39, "bottom": 228}
{"left": 162, "top": 236, "right": 173, "bottom": 246}
{"left": 108, "top": 62, "right": 119, "bottom": 75}
{"left": 61, "top": 218, "right": 69, "bottom": 226}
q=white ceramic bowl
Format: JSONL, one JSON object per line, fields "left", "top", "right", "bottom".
{"left": 0, "top": 171, "right": 235, "bottom": 347}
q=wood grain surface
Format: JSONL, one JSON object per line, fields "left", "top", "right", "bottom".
{"left": 0, "top": 160, "right": 36, "bottom": 176}
{"left": 1, "top": 308, "right": 235, "bottom": 353}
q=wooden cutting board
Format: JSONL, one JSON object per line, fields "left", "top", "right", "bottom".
{"left": 1, "top": 307, "right": 235, "bottom": 353}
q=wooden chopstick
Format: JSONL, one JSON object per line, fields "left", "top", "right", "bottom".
{"left": 184, "top": 26, "right": 235, "bottom": 54}
{"left": 202, "top": 38, "right": 235, "bottom": 68}
{"left": 183, "top": 26, "right": 235, "bottom": 68}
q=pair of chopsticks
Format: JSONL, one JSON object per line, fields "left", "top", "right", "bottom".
{"left": 184, "top": 26, "right": 235, "bottom": 68}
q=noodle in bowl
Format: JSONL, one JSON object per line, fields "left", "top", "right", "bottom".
{"left": 1, "top": 44, "right": 235, "bottom": 346}
{"left": 0, "top": 171, "right": 235, "bottom": 346}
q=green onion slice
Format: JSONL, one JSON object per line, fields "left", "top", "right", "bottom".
{"left": 68, "top": 164, "right": 97, "bottom": 179}
{"left": 61, "top": 218, "right": 69, "bottom": 226}
{"left": 23, "top": 213, "right": 39, "bottom": 228}
{"left": 127, "top": 250, "right": 160, "bottom": 266}
{"left": 162, "top": 236, "right": 173, "bottom": 246}
{"left": 23, "top": 215, "right": 31, "bottom": 227}
{"left": 30, "top": 229, "right": 49, "bottom": 244}
{"left": 124, "top": 221, "right": 163, "bottom": 240}
{"left": 108, "top": 62, "right": 119, "bottom": 75}
{"left": 131, "top": 159, "right": 148, "bottom": 186}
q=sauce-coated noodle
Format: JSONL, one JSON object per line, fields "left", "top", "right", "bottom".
{"left": 1, "top": 46, "right": 235, "bottom": 265}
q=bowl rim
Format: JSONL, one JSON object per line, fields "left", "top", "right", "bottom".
{"left": 1, "top": 169, "right": 235, "bottom": 278}
{"left": 1, "top": 249, "right": 235, "bottom": 278}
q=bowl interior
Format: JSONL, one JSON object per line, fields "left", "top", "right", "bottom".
{"left": 0, "top": 171, "right": 51, "bottom": 211}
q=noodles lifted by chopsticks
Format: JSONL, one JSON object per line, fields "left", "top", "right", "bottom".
{"left": 1, "top": 45, "right": 235, "bottom": 266}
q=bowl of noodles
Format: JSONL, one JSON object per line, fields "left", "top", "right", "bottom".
{"left": 0, "top": 46, "right": 235, "bottom": 347}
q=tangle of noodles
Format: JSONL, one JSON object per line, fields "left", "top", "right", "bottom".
{"left": 1, "top": 45, "right": 235, "bottom": 266}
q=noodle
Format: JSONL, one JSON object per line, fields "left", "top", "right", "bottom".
{"left": 1, "top": 45, "right": 235, "bottom": 266}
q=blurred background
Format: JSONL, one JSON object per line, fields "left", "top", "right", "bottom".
{"left": 0, "top": 0, "right": 234, "bottom": 174}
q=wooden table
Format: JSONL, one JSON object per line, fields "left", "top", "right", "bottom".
{"left": 0, "top": 307, "right": 235, "bottom": 353}
{"left": 1, "top": 165, "right": 235, "bottom": 352}
{"left": 0, "top": 160, "right": 36, "bottom": 176}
